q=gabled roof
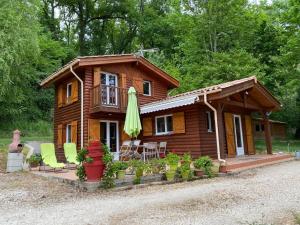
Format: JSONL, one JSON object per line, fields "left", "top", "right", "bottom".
{"left": 40, "top": 54, "right": 179, "bottom": 88}
{"left": 140, "top": 76, "right": 281, "bottom": 114}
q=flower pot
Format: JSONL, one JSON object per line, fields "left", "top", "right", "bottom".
{"left": 166, "top": 170, "right": 175, "bottom": 181}
{"left": 219, "top": 165, "right": 227, "bottom": 173}
{"left": 181, "top": 170, "right": 190, "bottom": 181}
{"left": 169, "top": 164, "right": 177, "bottom": 171}
{"left": 135, "top": 168, "right": 143, "bottom": 178}
{"left": 194, "top": 169, "right": 204, "bottom": 177}
{"left": 116, "top": 170, "right": 126, "bottom": 179}
{"left": 84, "top": 161, "right": 105, "bottom": 182}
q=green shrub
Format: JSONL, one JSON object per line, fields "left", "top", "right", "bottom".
{"left": 194, "top": 156, "right": 213, "bottom": 177}
{"left": 101, "top": 145, "right": 116, "bottom": 189}
{"left": 166, "top": 152, "right": 180, "bottom": 166}
{"left": 113, "top": 161, "right": 128, "bottom": 171}
{"left": 26, "top": 154, "right": 42, "bottom": 165}
{"left": 149, "top": 158, "right": 166, "bottom": 174}
{"left": 76, "top": 148, "right": 90, "bottom": 181}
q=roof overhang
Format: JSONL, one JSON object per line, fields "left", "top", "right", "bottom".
{"left": 40, "top": 54, "right": 179, "bottom": 88}
{"left": 140, "top": 94, "right": 200, "bottom": 114}
{"left": 140, "top": 76, "right": 281, "bottom": 114}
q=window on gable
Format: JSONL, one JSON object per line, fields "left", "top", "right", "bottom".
{"left": 206, "top": 111, "right": 214, "bottom": 132}
{"left": 66, "top": 124, "right": 72, "bottom": 143}
{"left": 143, "top": 80, "right": 151, "bottom": 96}
{"left": 66, "top": 83, "right": 72, "bottom": 103}
{"left": 155, "top": 115, "right": 173, "bottom": 135}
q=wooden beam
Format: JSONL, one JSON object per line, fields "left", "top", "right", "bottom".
{"left": 217, "top": 103, "right": 226, "bottom": 158}
{"left": 262, "top": 112, "right": 272, "bottom": 154}
{"left": 219, "top": 99, "right": 261, "bottom": 111}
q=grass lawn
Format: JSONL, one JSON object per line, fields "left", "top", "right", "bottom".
{"left": 255, "top": 139, "right": 300, "bottom": 154}
{"left": 0, "top": 136, "right": 52, "bottom": 172}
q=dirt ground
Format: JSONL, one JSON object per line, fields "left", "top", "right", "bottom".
{"left": 0, "top": 161, "right": 299, "bottom": 225}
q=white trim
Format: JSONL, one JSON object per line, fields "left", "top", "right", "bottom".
{"left": 66, "top": 124, "right": 72, "bottom": 143}
{"left": 206, "top": 111, "right": 213, "bottom": 132}
{"left": 100, "top": 120, "right": 119, "bottom": 160}
{"left": 155, "top": 114, "right": 173, "bottom": 135}
{"left": 143, "top": 80, "right": 152, "bottom": 96}
{"left": 101, "top": 72, "right": 118, "bottom": 106}
{"left": 233, "top": 114, "right": 245, "bottom": 156}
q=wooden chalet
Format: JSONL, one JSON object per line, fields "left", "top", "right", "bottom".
{"left": 41, "top": 54, "right": 281, "bottom": 161}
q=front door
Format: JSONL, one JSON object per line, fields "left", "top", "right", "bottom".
{"left": 100, "top": 121, "right": 119, "bottom": 160}
{"left": 233, "top": 115, "right": 245, "bottom": 156}
{"left": 101, "top": 72, "right": 118, "bottom": 106}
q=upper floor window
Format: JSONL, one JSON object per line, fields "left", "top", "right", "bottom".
{"left": 66, "top": 124, "right": 72, "bottom": 143}
{"left": 206, "top": 111, "right": 214, "bottom": 132}
{"left": 143, "top": 80, "right": 151, "bottom": 96}
{"left": 66, "top": 83, "right": 72, "bottom": 103}
{"left": 155, "top": 115, "right": 173, "bottom": 135}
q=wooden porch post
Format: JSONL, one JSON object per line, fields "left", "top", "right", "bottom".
{"left": 263, "top": 112, "right": 272, "bottom": 154}
{"left": 217, "top": 103, "right": 225, "bottom": 158}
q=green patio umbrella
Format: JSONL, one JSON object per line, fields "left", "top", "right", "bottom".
{"left": 124, "top": 87, "right": 142, "bottom": 138}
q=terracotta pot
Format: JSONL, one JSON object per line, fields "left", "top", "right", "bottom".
{"left": 194, "top": 169, "right": 204, "bottom": 177}
{"left": 84, "top": 161, "right": 105, "bottom": 181}
{"left": 219, "top": 165, "right": 227, "bottom": 173}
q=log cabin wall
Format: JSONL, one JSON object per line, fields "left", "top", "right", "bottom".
{"left": 141, "top": 104, "right": 203, "bottom": 158}
{"left": 53, "top": 74, "right": 82, "bottom": 161}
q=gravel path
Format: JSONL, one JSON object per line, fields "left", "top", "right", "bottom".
{"left": 1, "top": 161, "right": 299, "bottom": 225}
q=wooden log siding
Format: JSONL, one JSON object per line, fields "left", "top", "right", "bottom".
{"left": 141, "top": 105, "right": 202, "bottom": 158}
{"left": 54, "top": 76, "right": 82, "bottom": 161}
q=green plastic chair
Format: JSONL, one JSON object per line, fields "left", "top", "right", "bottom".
{"left": 40, "top": 143, "right": 65, "bottom": 170}
{"left": 63, "top": 143, "right": 79, "bottom": 165}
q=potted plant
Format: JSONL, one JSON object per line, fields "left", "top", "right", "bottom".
{"left": 194, "top": 156, "right": 214, "bottom": 178}
{"left": 26, "top": 154, "right": 42, "bottom": 168}
{"left": 166, "top": 152, "right": 180, "bottom": 171}
{"left": 165, "top": 169, "right": 176, "bottom": 181}
{"left": 76, "top": 148, "right": 94, "bottom": 181}
{"left": 129, "top": 160, "right": 146, "bottom": 184}
{"left": 180, "top": 164, "right": 191, "bottom": 181}
{"left": 114, "top": 161, "right": 128, "bottom": 179}
{"left": 149, "top": 158, "right": 166, "bottom": 174}
{"left": 193, "top": 159, "right": 204, "bottom": 177}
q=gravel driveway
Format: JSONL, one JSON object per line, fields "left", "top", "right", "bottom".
{"left": 1, "top": 161, "right": 299, "bottom": 225}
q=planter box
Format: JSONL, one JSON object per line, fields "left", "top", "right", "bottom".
{"left": 7, "top": 153, "right": 24, "bottom": 172}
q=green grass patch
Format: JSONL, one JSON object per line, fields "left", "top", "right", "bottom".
{"left": 255, "top": 139, "right": 300, "bottom": 154}
{"left": 0, "top": 120, "right": 53, "bottom": 138}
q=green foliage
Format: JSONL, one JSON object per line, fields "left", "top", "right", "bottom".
{"left": 26, "top": 154, "right": 42, "bottom": 165}
{"left": 149, "top": 158, "right": 166, "bottom": 174}
{"left": 194, "top": 156, "right": 214, "bottom": 178}
{"left": 113, "top": 161, "right": 128, "bottom": 171}
{"left": 101, "top": 144, "right": 116, "bottom": 189}
{"left": 1, "top": 0, "right": 300, "bottom": 138}
{"left": 166, "top": 153, "right": 180, "bottom": 166}
{"left": 76, "top": 148, "right": 89, "bottom": 181}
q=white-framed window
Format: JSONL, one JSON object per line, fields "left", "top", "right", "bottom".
{"left": 66, "top": 83, "right": 72, "bottom": 103}
{"left": 155, "top": 114, "right": 173, "bottom": 135}
{"left": 143, "top": 80, "right": 151, "bottom": 96}
{"left": 206, "top": 111, "right": 214, "bottom": 132}
{"left": 66, "top": 124, "right": 72, "bottom": 143}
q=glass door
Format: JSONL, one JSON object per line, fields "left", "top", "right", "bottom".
{"left": 100, "top": 121, "right": 119, "bottom": 160}
{"left": 101, "top": 73, "right": 118, "bottom": 106}
{"left": 233, "top": 115, "right": 245, "bottom": 156}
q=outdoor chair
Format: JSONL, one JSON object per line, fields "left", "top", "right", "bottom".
{"left": 143, "top": 142, "right": 158, "bottom": 161}
{"left": 131, "top": 139, "right": 142, "bottom": 159}
{"left": 63, "top": 143, "right": 79, "bottom": 168}
{"left": 119, "top": 140, "right": 132, "bottom": 161}
{"left": 40, "top": 143, "right": 65, "bottom": 172}
{"left": 158, "top": 142, "right": 167, "bottom": 158}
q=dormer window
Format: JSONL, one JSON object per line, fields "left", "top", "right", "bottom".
{"left": 143, "top": 80, "right": 151, "bottom": 96}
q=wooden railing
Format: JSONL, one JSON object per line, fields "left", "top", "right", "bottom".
{"left": 90, "top": 85, "right": 130, "bottom": 113}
